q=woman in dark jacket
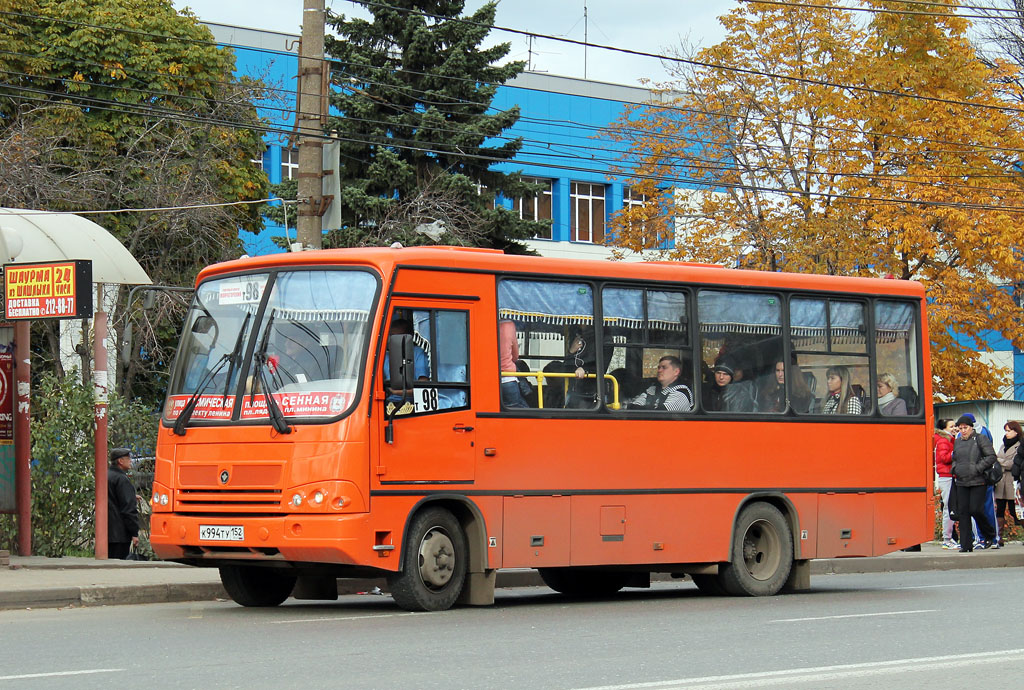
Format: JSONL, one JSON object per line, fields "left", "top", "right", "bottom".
{"left": 952, "top": 414, "right": 998, "bottom": 551}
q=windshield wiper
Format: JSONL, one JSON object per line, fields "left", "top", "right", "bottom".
{"left": 251, "top": 315, "right": 292, "bottom": 435}
{"left": 221, "top": 312, "right": 251, "bottom": 402}
{"left": 172, "top": 352, "right": 232, "bottom": 436}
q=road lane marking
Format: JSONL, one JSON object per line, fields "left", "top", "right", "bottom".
{"left": 271, "top": 612, "right": 424, "bottom": 624}
{"left": 882, "top": 582, "right": 997, "bottom": 590}
{"left": 770, "top": 609, "right": 936, "bottom": 622}
{"left": 571, "top": 648, "right": 1024, "bottom": 689}
{"left": 0, "top": 669, "right": 123, "bottom": 681}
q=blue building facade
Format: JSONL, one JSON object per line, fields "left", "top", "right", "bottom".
{"left": 206, "top": 22, "right": 679, "bottom": 262}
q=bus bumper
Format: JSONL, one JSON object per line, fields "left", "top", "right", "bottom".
{"left": 149, "top": 511, "right": 396, "bottom": 569}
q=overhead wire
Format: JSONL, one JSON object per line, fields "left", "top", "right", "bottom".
{"left": 4, "top": 4, "right": 1024, "bottom": 212}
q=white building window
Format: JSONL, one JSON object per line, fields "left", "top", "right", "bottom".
{"left": 515, "top": 177, "right": 553, "bottom": 239}
{"left": 570, "top": 182, "right": 605, "bottom": 243}
{"left": 623, "top": 185, "right": 647, "bottom": 209}
{"left": 281, "top": 147, "right": 299, "bottom": 180}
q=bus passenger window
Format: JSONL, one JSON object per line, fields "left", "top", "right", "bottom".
{"left": 602, "top": 286, "right": 691, "bottom": 413}
{"left": 698, "top": 290, "right": 781, "bottom": 413}
{"left": 790, "top": 298, "right": 871, "bottom": 415}
{"left": 875, "top": 301, "right": 919, "bottom": 415}
{"left": 497, "top": 279, "right": 599, "bottom": 411}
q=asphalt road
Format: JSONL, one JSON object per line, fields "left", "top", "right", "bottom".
{"left": 2, "top": 569, "right": 1021, "bottom": 689}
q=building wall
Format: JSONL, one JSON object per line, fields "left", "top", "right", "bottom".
{"left": 205, "top": 22, "right": 684, "bottom": 262}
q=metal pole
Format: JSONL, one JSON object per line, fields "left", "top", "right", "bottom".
{"left": 13, "top": 320, "right": 30, "bottom": 556}
{"left": 296, "top": 0, "right": 326, "bottom": 249}
{"left": 93, "top": 284, "right": 108, "bottom": 559}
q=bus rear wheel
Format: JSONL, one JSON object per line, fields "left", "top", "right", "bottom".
{"left": 219, "top": 565, "right": 296, "bottom": 607}
{"left": 387, "top": 507, "right": 467, "bottom": 612}
{"left": 718, "top": 502, "right": 793, "bottom": 597}
{"left": 538, "top": 568, "right": 629, "bottom": 597}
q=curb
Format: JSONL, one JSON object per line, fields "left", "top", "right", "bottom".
{"left": 3, "top": 551, "right": 1021, "bottom": 610}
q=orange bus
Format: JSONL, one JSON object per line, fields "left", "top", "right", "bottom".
{"left": 151, "top": 246, "right": 933, "bottom": 610}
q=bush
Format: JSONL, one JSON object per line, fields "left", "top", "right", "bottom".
{"left": 0, "top": 371, "right": 159, "bottom": 556}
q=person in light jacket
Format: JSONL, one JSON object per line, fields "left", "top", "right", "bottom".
{"left": 876, "top": 372, "right": 908, "bottom": 416}
{"left": 952, "top": 414, "right": 998, "bottom": 551}
{"left": 993, "top": 421, "right": 1023, "bottom": 546}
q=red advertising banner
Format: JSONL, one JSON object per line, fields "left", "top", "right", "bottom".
{"left": 166, "top": 391, "right": 353, "bottom": 420}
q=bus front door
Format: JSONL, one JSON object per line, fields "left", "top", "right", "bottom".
{"left": 376, "top": 303, "right": 475, "bottom": 484}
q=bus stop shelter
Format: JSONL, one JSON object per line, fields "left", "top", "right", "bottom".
{"left": 0, "top": 208, "right": 151, "bottom": 557}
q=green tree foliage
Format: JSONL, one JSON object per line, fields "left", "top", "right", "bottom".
{"left": 0, "top": 0, "right": 270, "bottom": 403}
{"left": 324, "top": 0, "right": 542, "bottom": 251}
{"left": 608, "top": 1, "right": 1024, "bottom": 401}
{"left": 0, "top": 371, "right": 158, "bottom": 556}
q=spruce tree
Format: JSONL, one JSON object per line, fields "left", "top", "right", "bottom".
{"left": 324, "top": 0, "right": 544, "bottom": 251}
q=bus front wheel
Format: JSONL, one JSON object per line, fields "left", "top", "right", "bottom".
{"left": 219, "top": 565, "right": 296, "bottom": 607}
{"left": 718, "top": 502, "right": 793, "bottom": 597}
{"left": 387, "top": 507, "right": 467, "bottom": 612}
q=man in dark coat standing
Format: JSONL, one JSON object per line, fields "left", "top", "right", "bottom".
{"left": 107, "top": 447, "right": 139, "bottom": 559}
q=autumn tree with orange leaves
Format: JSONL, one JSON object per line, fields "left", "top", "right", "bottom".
{"left": 608, "top": 0, "right": 1024, "bottom": 401}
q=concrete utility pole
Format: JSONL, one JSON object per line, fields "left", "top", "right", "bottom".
{"left": 296, "top": 0, "right": 326, "bottom": 250}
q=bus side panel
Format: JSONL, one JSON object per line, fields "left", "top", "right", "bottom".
{"left": 566, "top": 494, "right": 734, "bottom": 566}
{"left": 501, "top": 496, "right": 570, "bottom": 566}
{"left": 817, "top": 493, "right": 873, "bottom": 557}
{"left": 873, "top": 492, "right": 930, "bottom": 554}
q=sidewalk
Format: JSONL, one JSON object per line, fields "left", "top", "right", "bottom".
{"left": 2, "top": 542, "right": 1022, "bottom": 611}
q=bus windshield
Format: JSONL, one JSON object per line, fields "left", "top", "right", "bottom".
{"left": 164, "top": 269, "right": 378, "bottom": 425}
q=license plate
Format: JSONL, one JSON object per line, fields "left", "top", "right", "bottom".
{"left": 199, "top": 525, "right": 244, "bottom": 541}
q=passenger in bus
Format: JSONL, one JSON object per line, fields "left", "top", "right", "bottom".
{"left": 821, "top": 365, "right": 862, "bottom": 414}
{"left": 267, "top": 329, "right": 323, "bottom": 386}
{"left": 540, "top": 361, "right": 566, "bottom": 409}
{"left": 627, "top": 356, "right": 693, "bottom": 412}
{"left": 562, "top": 326, "right": 612, "bottom": 408}
{"left": 499, "top": 319, "right": 527, "bottom": 408}
{"left": 758, "top": 359, "right": 813, "bottom": 413}
{"left": 708, "top": 358, "right": 756, "bottom": 412}
{"left": 876, "top": 372, "right": 908, "bottom": 416}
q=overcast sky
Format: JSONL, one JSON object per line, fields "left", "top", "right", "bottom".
{"left": 172, "top": 0, "right": 734, "bottom": 86}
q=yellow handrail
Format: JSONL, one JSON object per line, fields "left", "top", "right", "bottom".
{"left": 501, "top": 371, "right": 620, "bottom": 410}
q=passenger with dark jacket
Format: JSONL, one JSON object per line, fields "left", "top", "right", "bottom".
{"left": 952, "top": 415, "right": 997, "bottom": 551}
{"left": 107, "top": 448, "right": 140, "bottom": 560}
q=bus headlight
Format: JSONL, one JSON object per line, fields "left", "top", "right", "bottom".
{"left": 311, "top": 490, "right": 325, "bottom": 506}
{"left": 291, "top": 493, "right": 303, "bottom": 507}
{"left": 159, "top": 493, "right": 169, "bottom": 506}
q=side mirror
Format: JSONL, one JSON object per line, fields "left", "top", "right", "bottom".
{"left": 387, "top": 333, "right": 415, "bottom": 395}
{"left": 191, "top": 315, "right": 215, "bottom": 334}
{"left": 120, "top": 322, "right": 134, "bottom": 368}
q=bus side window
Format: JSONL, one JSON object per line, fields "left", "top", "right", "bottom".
{"left": 387, "top": 309, "right": 469, "bottom": 415}
{"left": 603, "top": 286, "right": 691, "bottom": 412}
{"left": 698, "top": 290, "right": 781, "bottom": 414}
{"left": 790, "top": 298, "right": 871, "bottom": 415}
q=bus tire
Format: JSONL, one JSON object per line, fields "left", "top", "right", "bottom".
{"left": 718, "top": 502, "right": 793, "bottom": 597}
{"left": 538, "top": 568, "right": 629, "bottom": 597}
{"left": 690, "top": 573, "right": 727, "bottom": 596}
{"left": 219, "top": 565, "right": 296, "bottom": 607}
{"left": 387, "top": 507, "right": 467, "bottom": 612}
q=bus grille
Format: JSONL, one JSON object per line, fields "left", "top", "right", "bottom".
{"left": 176, "top": 489, "right": 282, "bottom": 511}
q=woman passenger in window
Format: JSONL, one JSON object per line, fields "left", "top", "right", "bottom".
{"left": 822, "top": 365, "right": 861, "bottom": 415}
{"left": 758, "top": 359, "right": 813, "bottom": 413}
{"left": 876, "top": 372, "right": 907, "bottom": 416}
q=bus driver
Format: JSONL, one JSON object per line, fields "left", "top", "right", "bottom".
{"left": 627, "top": 356, "right": 694, "bottom": 412}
